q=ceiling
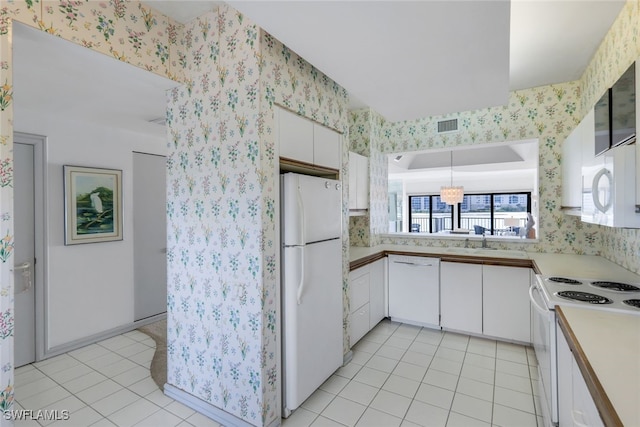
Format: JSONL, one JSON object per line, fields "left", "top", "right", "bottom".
{"left": 12, "top": 1, "right": 627, "bottom": 142}
{"left": 13, "top": 22, "right": 177, "bottom": 138}
{"left": 388, "top": 139, "right": 539, "bottom": 177}
{"left": 150, "top": 0, "right": 625, "bottom": 122}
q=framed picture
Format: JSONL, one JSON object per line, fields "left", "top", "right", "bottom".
{"left": 64, "top": 165, "right": 123, "bottom": 245}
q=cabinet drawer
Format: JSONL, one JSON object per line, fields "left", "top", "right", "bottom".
{"left": 350, "top": 270, "right": 370, "bottom": 312}
{"left": 350, "top": 303, "right": 370, "bottom": 346}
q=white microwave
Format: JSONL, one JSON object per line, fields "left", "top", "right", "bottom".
{"left": 581, "top": 144, "right": 640, "bottom": 228}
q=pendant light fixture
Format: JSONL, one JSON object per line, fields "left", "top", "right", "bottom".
{"left": 440, "top": 150, "right": 464, "bottom": 205}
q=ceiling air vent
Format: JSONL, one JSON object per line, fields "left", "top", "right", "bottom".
{"left": 437, "top": 118, "right": 458, "bottom": 134}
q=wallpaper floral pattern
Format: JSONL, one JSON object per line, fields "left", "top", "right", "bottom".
{"left": 166, "top": 4, "right": 350, "bottom": 426}
{"left": 0, "top": 0, "right": 182, "bottom": 419}
{"left": 349, "top": 108, "right": 387, "bottom": 247}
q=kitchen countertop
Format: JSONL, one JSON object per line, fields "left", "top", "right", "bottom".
{"left": 557, "top": 306, "right": 640, "bottom": 427}
{"left": 350, "top": 245, "right": 640, "bottom": 282}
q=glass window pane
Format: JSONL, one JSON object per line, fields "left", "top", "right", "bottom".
{"left": 493, "top": 193, "right": 528, "bottom": 235}
{"left": 431, "top": 196, "right": 451, "bottom": 232}
{"left": 460, "top": 194, "right": 491, "bottom": 235}
{"left": 409, "top": 196, "right": 430, "bottom": 233}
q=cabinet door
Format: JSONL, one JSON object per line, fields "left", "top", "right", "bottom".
{"left": 356, "top": 154, "right": 369, "bottom": 209}
{"left": 557, "top": 322, "right": 574, "bottom": 427}
{"left": 562, "top": 121, "right": 583, "bottom": 211}
{"left": 278, "top": 107, "right": 314, "bottom": 164}
{"left": 368, "top": 259, "right": 385, "bottom": 328}
{"left": 350, "top": 303, "right": 370, "bottom": 346}
{"left": 349, "top": 152, "right": 358, "bottom": 210}
{"left": 483, "top": 266, "right": 531, "bottom": 343}
{"left": 440, "top": 262, "right": 482, "bottom": 334}
{"left": 313, "top": 124, "right": 341, "bottom": 170}
{"left": 349, "top": 267, "right": 370, "bottom": 313}
{"left": 572, "top": 357, "right": 604, "bottom": 427}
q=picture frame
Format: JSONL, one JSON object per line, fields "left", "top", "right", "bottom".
{"left": 64, "top": 165, "right": 123, "bottom": 245}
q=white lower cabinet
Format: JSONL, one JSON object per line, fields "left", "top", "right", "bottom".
{"left": 440, "top": 262, "right": 482, "bottom": 334}
{"left": 438, "top": 262, "right": 532, "bottom": 343}
{"left": 557, "top": 322, "right": 604, "bottom": 427}
{"left": 482, "top": 265, "right": 532, "bottom": 343}
{"left": 349, "top": 259, "right": 386, "bottom": 346}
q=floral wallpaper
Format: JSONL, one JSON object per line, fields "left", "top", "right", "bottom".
{"left": 348, "top": 109, "right": 371, "bottom": 246}
{"left": 165, "top": 6, "right": 274, "bottom": 424}
{"left": 349, "top": 108, "right": 388, "bottom": 247}
{"left": 0, "top": 0, "right": 183, "bottom": 418}
{"left": 165, "top": 4, "right": 350, "bottom": 426}
{"left": 348, "top": 81, "right": 597, "bottom": 255}
{"left": 0, "top": 14, "right": 14, "bottom": 421}
{"left": 1, "top": 1, "right": 350, "bottom": 425}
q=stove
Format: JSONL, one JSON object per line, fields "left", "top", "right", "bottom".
{"left": 536, "top": 275, "right": 640, "bottom": 313}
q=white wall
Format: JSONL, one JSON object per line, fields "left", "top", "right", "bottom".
{"left": 14, "top": 110, "right": 166, "bottom": 349}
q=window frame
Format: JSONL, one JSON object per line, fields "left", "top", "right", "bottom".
{"left": 409, "top": 192, "right": 532, "bottom": 235}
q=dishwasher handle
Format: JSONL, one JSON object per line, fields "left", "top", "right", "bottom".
{"left": 392, "top": 260, "right": 435, "bottom": 267}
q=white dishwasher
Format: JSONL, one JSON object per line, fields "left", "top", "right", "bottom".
{"left": 388, "top": 255, "right": 440, "bottom": 327}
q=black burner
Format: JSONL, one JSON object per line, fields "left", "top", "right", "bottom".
{"left": 623, "top": 299, "right": 640, "bottom": 309}
{"left": 591, "top": 281, "right": 640, "bottom": 292}
{"left": 556, "top": 291, "right": 613, "bottom": 304}
{"left": 548, "top": 277, "right": 582, "bottom": 285}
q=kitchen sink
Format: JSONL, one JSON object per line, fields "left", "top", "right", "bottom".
{"left": 444, "top": 247, "right": 528, "bottom": 259}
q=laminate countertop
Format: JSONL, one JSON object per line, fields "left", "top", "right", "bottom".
{"left": 350, "top": 245, "right": 640, "bottom": 282}
{"left": 557, "top": 306, "right": 640, "bottom": 427}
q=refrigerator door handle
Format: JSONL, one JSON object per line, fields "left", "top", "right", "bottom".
{"left": 297, "top": 246, "right": 305, "bottom": 304}
{"left": 296, "top": 183, "right": 306, "bottom": 246}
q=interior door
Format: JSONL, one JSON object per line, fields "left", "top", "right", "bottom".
{"left": 13, "top": 142, "right": 35, "bottom": 367}
{"left": 133, "top": 152, "right": 167, "bottom": 321}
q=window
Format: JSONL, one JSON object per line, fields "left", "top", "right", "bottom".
{"left": 465, "top": 192, "right": 531, "bottom": 235}
{"left": 408, "top": 195, "right": 452, "bottom": 233}
{"left": 410, "top": 192, "right": 531, "bottom": 235}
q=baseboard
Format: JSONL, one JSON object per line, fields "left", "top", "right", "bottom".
{"left": 164, "top": 384, "right": 263, "bottom": 427}
{"left": 41, "top": 313, "right": 167, "bottom": 360}
{"left": 343, "top": 350, "right": 353, "bottom": 366}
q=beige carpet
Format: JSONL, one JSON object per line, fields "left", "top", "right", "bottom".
{"left": 137, "top": 319, "right": 167, "bottom": 390}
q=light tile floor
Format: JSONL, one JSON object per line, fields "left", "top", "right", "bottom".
{"left": 284, "top": 320, "right": 543, "bottom": 427}
{"left": 14, "top": 321, "right": 542, "bottom": 427}
{"left": 13, "top": 329, "right": 221, "bottom": 427}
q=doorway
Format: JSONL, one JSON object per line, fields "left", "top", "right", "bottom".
{"left": 133, "top": 151, "right": 167, "bottom": 321}
{"left": 13, "top": 132, "right": 46, "bottom": 367}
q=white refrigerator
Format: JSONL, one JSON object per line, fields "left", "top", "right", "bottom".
{"left": 281, "top": 172, "right": 343, "bottom": 417}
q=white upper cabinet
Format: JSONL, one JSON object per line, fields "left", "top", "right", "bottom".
{"left": 314, "top": 124, "right": 341, "bottom": 170}
{"left": 278, "top": 107, "right": 314, "bottom": 165}
{"left": 562, "top": 109, "right": 594, "bottom": 215}
{"left": 349, "top": 151, "right": 369, "bottom": 212}
{"left": 277, "top": 106, "right": 342, "bottom": 170}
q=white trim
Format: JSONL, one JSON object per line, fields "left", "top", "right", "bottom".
{"left": 164, "top": 384, "right": 257, "bottom": 427}
{"left": 42, "top": 313, "right": 166, "bottom": 359}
